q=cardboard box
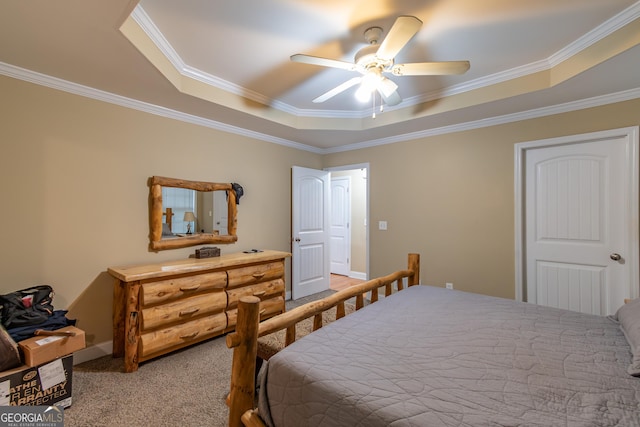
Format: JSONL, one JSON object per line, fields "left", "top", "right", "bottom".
{"left": 18, "top": 326, "right": 85, "bottom": 367}
{"left": 0, "top": 354, "right": 73, "bottom": 408}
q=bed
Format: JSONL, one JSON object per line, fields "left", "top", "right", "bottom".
{"left": 227, "top": 253, "right": 640, "bottom": 426}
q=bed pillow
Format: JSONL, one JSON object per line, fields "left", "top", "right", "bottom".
{"left": 615, "top": 297, "right": 640, "bottom": 376}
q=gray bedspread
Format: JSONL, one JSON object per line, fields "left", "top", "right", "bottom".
{"left": 258, "top": 285, "right": 640, "bottom": 426}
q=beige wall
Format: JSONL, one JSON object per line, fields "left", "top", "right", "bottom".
{"left": 0, "top": 75, "right": 321, "bottom": 348}
{"left": 325, "top": 99, "right": 640, "bottom": 299}
{"left": 2, "top": 74, "right": 640, "bottom": 353}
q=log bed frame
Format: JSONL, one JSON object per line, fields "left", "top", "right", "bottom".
{"left": 226, "top": 253, "right": 420, "bottom": 427}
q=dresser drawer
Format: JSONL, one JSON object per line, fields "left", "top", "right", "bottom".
{"left": 139, "top": 312, "right": 227, "bottom": 359}
{"left": 141, "top": 271, "right": 227, "bottom": 306}
{"left": 227, "top": 261, "right": 284, "bottom": 289}
{"left": 140, "top": 290, "right": 227, "bottom": 331}
{"left": 226, "top": 279, "right": 284, "bottom": 309}
{"left": 226, "top": 296, "right": 284, "bottom": 329}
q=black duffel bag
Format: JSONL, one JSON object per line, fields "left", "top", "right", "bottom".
{"left": 0, "top": 285, "right": 54, "bottom": 329}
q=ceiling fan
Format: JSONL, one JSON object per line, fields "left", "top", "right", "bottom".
{"left": 291, "top": 16, "right": 470, "bottom": 107}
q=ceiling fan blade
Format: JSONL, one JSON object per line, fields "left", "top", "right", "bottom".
{"left": 291, "top": 54, "right": 357, "bottom": 72}
{"left": 313, "top": 77, "right": 362, "bottom": 103}
{"left": 375, "top": 16, "right": 422, "bottom": 61}
{"left": 390, "top": 61, "right": 470, "bottom": 76}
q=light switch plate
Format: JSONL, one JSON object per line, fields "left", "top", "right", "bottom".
{"left": 378, "top": 221, "right": 387, "bottom": 230}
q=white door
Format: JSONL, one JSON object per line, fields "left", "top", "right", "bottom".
{"left": 330, "top": 176, "right": 351, "bottom": 276}
{"left": 521, "top": 127, "right": 638, "bottom": 315}
{"left": 292, "top": 166, "right": 331, "bottom": 299}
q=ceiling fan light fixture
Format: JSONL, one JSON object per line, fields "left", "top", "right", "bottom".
{"left": 355, "top": 85, "right": 373, "bottom": 102}
{"left": 355, "top": 70, "right": 381, "bottom": 102}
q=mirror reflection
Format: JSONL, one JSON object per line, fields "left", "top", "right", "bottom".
{"left": 160, "top": 188, "right": 229, "bottom": 238}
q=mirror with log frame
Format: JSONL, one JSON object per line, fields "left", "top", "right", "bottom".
{"left": 148, "top": 176, "right": 239, "bottom": 251}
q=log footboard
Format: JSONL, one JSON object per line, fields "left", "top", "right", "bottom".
{"left": 227, "top": 253, "right": 420, "bottom": 427}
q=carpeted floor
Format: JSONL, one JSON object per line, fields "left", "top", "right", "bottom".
{"left": 64, "top": 289, "right": 336, "bottom": 427}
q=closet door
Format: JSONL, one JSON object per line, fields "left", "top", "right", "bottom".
{"left": 523, "top": 128, "right": 638, "bottom": 315}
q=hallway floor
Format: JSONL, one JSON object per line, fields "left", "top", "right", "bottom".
{"left": 330, "top": 274, "right": 364, "bottom": 291}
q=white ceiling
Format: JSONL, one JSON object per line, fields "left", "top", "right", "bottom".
{"left": 1, "top": 0, "right": 639, "bottom": 153}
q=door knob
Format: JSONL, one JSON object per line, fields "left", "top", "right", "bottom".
{"left": 610, "top": 253, "right": 622, "bottom": 261}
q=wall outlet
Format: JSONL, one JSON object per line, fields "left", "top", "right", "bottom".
{"left": 445, "top": 282, "right": 453, "bottom": 290}
{"left": 378, "top": 221, "right": 387, "bottom": 230}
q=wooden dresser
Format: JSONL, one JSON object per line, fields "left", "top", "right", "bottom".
{"left": 108, "top": 250, "right": 290, "bottom": 372}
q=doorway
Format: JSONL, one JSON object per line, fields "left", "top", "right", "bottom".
{"left": 515, "top": 127, "right": 639, "bottom": 315}
{"left": 326, "top": 164, "right": 369, "bottom": 282}
{"left": 291, "top": 164, "right": 369, "bottom": 300}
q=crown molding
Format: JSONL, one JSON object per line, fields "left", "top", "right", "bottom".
{"left": 550, "top": 0, "right": 640, "bottom": 66}
{"left": 132, "top": 8, "right": 294, "bottom": 116}
{"left": 132, "top": 2, "right": 640, "bottom": 120}
{"left": 1, "top": 61, "right": 639, "bottom": 155}
{"left": 405, "top": 1, "right": 640, "bottom": 109}
{"left": 0, "top": 61, "right": 323, "bottom": 154}
{"left": 324, "top": 87, "right": 640, "bottom": 153}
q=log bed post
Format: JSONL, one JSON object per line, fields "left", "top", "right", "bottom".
{"left": 227, "top": 296, "right": 261, "bottom": 427}
{"left": 408, "top": 253, "right": 420, "bottom": 286}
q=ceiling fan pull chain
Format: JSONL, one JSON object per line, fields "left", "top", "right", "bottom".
{"left": 372, "top": 90, "right": 376, "bottom": 119}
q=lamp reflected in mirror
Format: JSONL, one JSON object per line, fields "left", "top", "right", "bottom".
{"left": 183, "top": 211, "right": 196, "bottom": 235}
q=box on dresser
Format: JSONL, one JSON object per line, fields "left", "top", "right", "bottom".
{"left": 195, "top": 246, "right": 220, "bottom": 258}
{"left": 108, "top": 250, "right": 290, "bottom": 372}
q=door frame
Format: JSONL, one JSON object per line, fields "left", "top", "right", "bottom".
{"left": 325, "top": 163, "right": 370, "bottom": 281}
{"left": 514, "top": 126, "right": 639, "bottom": 303}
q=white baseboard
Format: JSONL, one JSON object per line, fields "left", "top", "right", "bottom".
{"left": 72, "top": 341, "right": 113, "bottom": 365}
{"left": 350, "top": 271, "right": 367, "bottom": 280}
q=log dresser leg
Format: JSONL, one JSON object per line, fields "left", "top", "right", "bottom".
{"left": 112, "top": 279, "right": 125, "bottom": 358}
{"left": 124, "top": 281, "right": 141, "bottom": 372}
